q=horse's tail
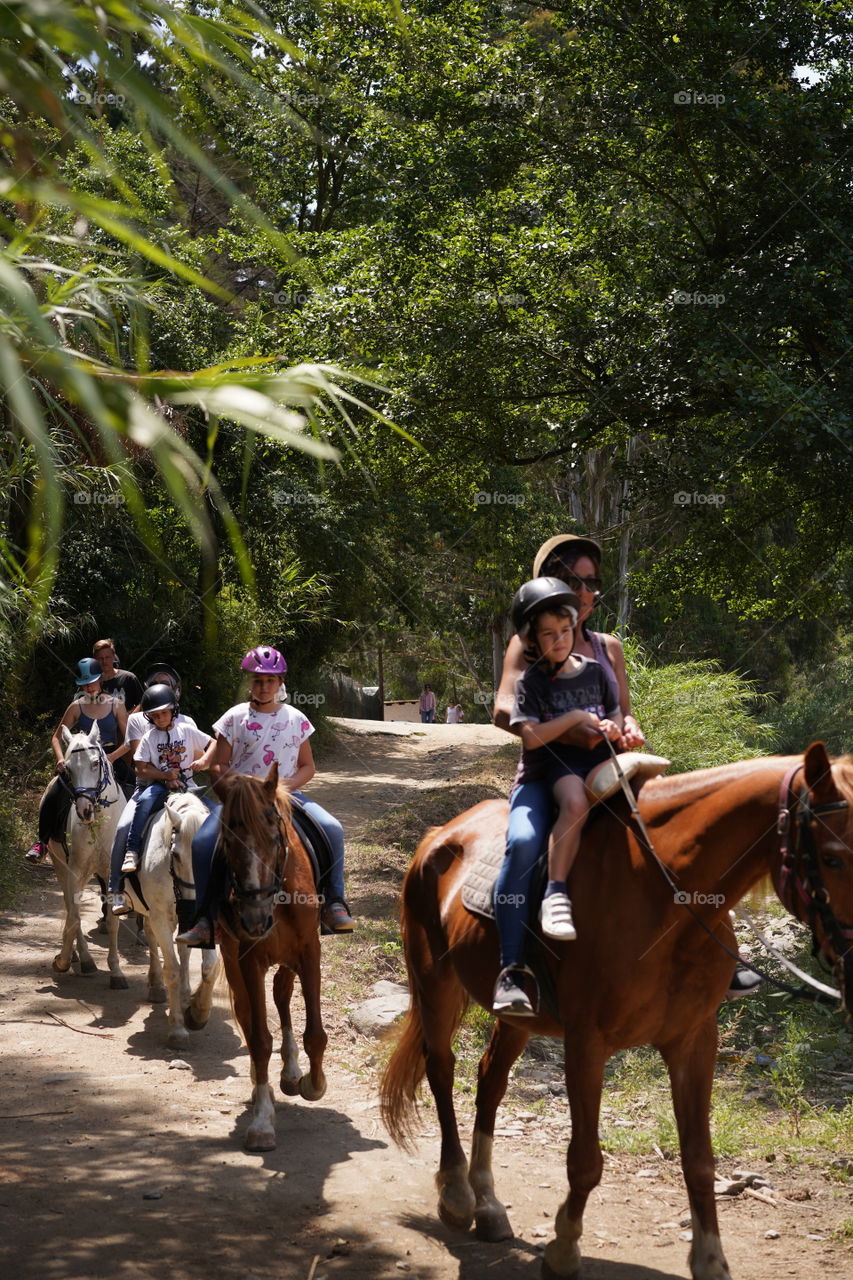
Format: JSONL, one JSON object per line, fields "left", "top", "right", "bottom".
{"left": 380, "top": 831, "right": 468, "bottom": 1149}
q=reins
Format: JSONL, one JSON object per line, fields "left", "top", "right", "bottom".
{"left": 59, "top": 741, "right": 120, "bottom": 810}
{"left": 599, "top": 738, "right": 847, "bottom": 1008}
{"left": 223, "top": 800, "right": 290, "bottom": 932}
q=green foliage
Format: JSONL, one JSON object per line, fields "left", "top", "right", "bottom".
{"left": 764, "top": 642, "right": 853, "bottom": 755}
{"left": 626, "top": 640, "right": 774, "bottom": 771}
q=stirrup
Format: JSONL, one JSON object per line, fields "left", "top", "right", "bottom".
{"left": 492, "top": 964, "right": 540, "bottom": 1016}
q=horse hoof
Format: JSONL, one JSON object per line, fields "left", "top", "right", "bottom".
{"left": 149, "top": 985, "right": 167, "bottom": 1004}
{"left": 542, "top": 1240, "right": 581, "bottom": 1279}
{"left": 280, "top": 1075, "right": 301, "bottom": 1096}
{"left": 52, "top": 956, "right": 71, "bottom": 974}
{"left": 184, "top": 1008, "right": 209, "bottom": 1031}
{"left": 109, "top": 973, "right": 128, "bottom": 990}
{"left": 475, "top": 1207, "right": 513, "bottom": 1242}
{"left": 438, "top": 1199, "right": 475, "bottom": 1233}
{"left": 298, "top": 1073, "right": 327, "bottom": 1102}
{"left": 167, "top": 1029, "right": 190, "bottom": 1050}
{"left": 245, "top": 1128, "right": 276, "bottom": 1152}
{"left": 80, "top": 959, "right": 98, "bottom": 976}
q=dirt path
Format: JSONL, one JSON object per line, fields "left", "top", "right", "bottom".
{"left": 1, "top": 720, "right": 849, "bottom": 1280}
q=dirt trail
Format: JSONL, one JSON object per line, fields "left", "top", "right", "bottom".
{"left": 0, "top": 720, "right": 849, "bottom": 1280}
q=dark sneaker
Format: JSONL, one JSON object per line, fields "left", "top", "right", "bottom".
{"left": 176, "top": 918, "right": 213, "bottom": 947}
{"left": 492, "top": 967, "right": 535, "bottom": 1016}
{"left": 726, "top": 963, "right": 764, "bottom": 999}
{"left": 320, "top": 900, "right": 355, "bottom": 934}
{"left": 25, "top": 841, "right": 48, "bottom": 863}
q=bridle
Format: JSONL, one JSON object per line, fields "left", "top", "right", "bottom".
{"left": 59, "top": 742, "right": 119, "bottom": 812}
{"left": 773, "top": 765, "right": 853, "bottom": 989}
{"left": 223, "top": 801, "right": 290, "bottom": 936}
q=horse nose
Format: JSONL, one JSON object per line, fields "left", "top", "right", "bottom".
{"left": 77, "top": 800, "right": 94, "bottom": 822}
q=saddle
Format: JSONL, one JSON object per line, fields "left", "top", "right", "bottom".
{"left": 289, "top": 797, "right": 335, "bottom": 898}
{"left": 461, "top": 753, "right": 670, "bottom": 922}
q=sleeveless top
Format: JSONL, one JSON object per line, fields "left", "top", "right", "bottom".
{"left": 77, "top": 701, "right": 119, "bottom": 752}
{"left": 587, "top": 630, "right": 622, "bottom": 712}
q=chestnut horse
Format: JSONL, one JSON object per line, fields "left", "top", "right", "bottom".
{"left": 216, "top": 764, "right": 328, "bottom": 1151}
{"left": 380, "top": 742, "right": 853, "bottom": 1280}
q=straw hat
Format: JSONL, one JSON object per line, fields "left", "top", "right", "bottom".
{"left": 532, "top": 533, "right": 603, "bottom": 578}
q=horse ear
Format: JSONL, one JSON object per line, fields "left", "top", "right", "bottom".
{"left": 61, "top": 725, "right": 72, "bottom": 747}
{"left": 264, "top": 762, "right": 279, "bottom": 795}
{"left": 804, "top": 741, "right": 837, "bottom": 803}
{"left": 88, "top": 720, "right": 101, "bottom": 744}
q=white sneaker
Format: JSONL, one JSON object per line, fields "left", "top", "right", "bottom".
{"left": 540, "top": 893, "right": 577, "bottom": 941}
{"left": 121, "top": 850, "right": 139, "bottom": 874}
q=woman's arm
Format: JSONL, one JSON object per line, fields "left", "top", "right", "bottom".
{"left": 603, "top": 634, "right": 645, "bottom": 749}
{"left": 493, "top": 635, "right": 526, "bottom": 735}
{"left": 281, "top": 739, "right": 316, "bottom": 792}
{"left": 105, "top": 700, "right": 129, "bottom": 763}
{"left": 190, "top": 734, "right": 232, "bottom": 781}
{"left": 50, "top": 703, "right": 79, "bottom": 768}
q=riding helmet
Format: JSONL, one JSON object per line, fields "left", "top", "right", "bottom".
{"left": 144, "top": 663, "right": 181, "bottom": 697}
{"left": 241, "top": 646, "right": 287, "bottom": 675}
{"left": 511, "top": 577, "right": 580, "bottom": 638}
{"left": 141, "top": 682, "right": 179, "bottom": 721}
{"left": 75, "top": 657, "right": 103, "bottom": 686}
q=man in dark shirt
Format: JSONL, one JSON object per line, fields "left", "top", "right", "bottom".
{"left": 93, "top": 639, "right": 143, "bottom": 711}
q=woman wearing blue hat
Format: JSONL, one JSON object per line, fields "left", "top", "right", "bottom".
{"left": 24, "top": 658, "right": 129, "bottom": 862}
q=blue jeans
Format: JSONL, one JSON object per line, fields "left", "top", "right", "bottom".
{"left": 493, "top": 779, "right": 553, "bottom": 969}
{"left": 109, "top": 789, "right": 141, "bottom": 893}
{"left": 126, "top": 782, "right": 168, "bottom": 854}
{"left": 190, "top": 793, "right": 346, "bottom": 919}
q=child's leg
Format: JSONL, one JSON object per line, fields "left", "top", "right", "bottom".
{"left": 547, "top": 775, "right": 590, "bottom": 884}
{"left": 125, "top": 783, "right": 168, "bottom": 856}
{"left": 109, "top": 795, "right": 138, "bottom": 893}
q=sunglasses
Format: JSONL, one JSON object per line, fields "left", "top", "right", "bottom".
{"left": 562, "top": 572, "right": 602, "bottom": 593}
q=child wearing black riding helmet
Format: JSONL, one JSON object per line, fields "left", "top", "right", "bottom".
{"left": 492, "top": 578, "right": 623, "bottom": 1016}
{"left": 119, "top": 683, "right": 211, "bottom": 875}
{"left": 108, "top": 666, "right": 210, "bottom": 913}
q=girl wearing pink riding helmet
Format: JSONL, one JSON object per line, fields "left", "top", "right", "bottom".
{"left": 176, "top": 645, "right": 354, "bottom": 945}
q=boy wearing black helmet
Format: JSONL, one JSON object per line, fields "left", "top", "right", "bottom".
{"left": 492, "top": 578, "right": 623, "bottom": 1015}
{"left": 118, "top": 684, "right": 212, "bottom": 877}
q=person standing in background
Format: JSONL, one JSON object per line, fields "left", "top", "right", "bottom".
{"left": 418, "top": 684, "right": 436, "bottom": 723}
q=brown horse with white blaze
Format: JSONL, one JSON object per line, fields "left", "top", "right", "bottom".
{"left": 380, "top": 742, "right": 853, "bottom": 1280}
{"left": 216, "top": 764, "right": 328, "bottom": 1151}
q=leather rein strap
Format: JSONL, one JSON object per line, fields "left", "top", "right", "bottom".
{"left": 773, "top": 765, "right": 853, "bottom": 993}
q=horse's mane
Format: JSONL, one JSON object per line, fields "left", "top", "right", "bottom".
{"left": 219, "top": 774, "right": 292, "bottom": 862}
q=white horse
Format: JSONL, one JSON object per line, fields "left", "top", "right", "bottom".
{"left": 120, "top": 790, "right": 220, "bottom": 1049}
{"left": 47, "top": 722, "right": 128, "bottom": 986}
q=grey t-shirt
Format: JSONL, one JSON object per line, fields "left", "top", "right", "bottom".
{"left": 511, "top": 656, "right": 620, "bottom": 783}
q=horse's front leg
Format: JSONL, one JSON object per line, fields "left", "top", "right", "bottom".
{"left": 223, "top": 942, "right": 276, "bottom": 1151}
{"left": 49, "top": 849, "right": 91, "bottom": 974}
{"left": 543, "top": 1034, "right": 607, "bottom": 1280}
{"left": 104, "top": 889, "right": 128, "bottom": 989}
{"left": 294, "top": 937, "right": 328, "bottom": 1101}
{"left": 273, "top": 966, "right": 302, "bottom": 1095}
{"left": 145, "top": 910, "right": 189, "bottom": 1049}
{"left": 185, "top": 948, "right": 220, "bottom": 1031}
{"left": 661, "top": 1019, "right": 732, "bottom": 1280}
{"left": 469, "top": 1017, "right": 531, "bottom": 1240}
